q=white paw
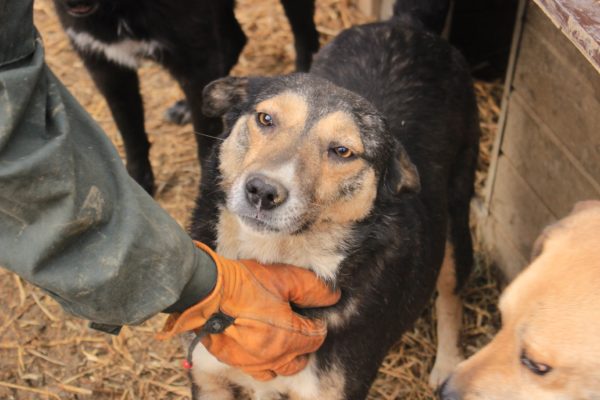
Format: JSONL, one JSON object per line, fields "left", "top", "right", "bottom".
{"left": 429, "top": 354, "right": 464, "bottom": 389}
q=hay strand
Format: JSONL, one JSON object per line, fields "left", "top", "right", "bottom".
{"left": 0, "top": 381, "right": 62, "bottom": 400}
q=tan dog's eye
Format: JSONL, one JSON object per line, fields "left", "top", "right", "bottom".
{"left": 330, "top": 146, "right": 354, "bottom": 159}
{"left": 520, "top": 351, "right": 552, "bottom": 376}
{"left": 257, "top": 112, "right": 273, "bottom": 127}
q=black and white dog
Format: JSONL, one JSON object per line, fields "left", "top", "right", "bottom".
{"left": 53, "top": 0, "right": 319, "bottom": 194}
{"left": 187, "top": 2, "right": 480, "bottom": 399}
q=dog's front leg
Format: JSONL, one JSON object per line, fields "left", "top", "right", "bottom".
{"left": 279, "top": 0, "right": 319, "bottom": 72}
{"left": 81, "top": 53, "right": 154, "bottom": 194}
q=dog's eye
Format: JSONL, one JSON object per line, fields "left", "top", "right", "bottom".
{"left": 520, "top": 351, "right": 552, "bottom": 376}
{"left": 331, "top": 146, "right": 354, "bottom": 159}
{"left": 257, "top": 112, "right": 273, "bottom": 127}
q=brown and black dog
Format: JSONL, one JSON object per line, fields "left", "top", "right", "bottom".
{"left": 188, "top": 4, "right": 480, "bottom": 399}
{"left": 440, "top": 200, "right": 600, "bottom": 399}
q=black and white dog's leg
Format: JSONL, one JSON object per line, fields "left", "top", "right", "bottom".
{"left": 280, "top": 0, "right": 319, "bottom": 72}
{"left": 82, "top": 53, "right": 155, "bottom": 194}
{"left": 165, "top": 0, "right": 246, "bottom": 127}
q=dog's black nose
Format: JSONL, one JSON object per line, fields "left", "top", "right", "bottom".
{"left": 438, "top": 378, "right": 460, "bottom": 400}
{"left": 245, "top": 174, "right": 288, "bottom": 210}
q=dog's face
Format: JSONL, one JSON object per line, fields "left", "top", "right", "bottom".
{"left": 441, "top": 201, "right": 600, "bottom": 400}
{"left": 203, "top": 74, "right": 420, "bottom": 236}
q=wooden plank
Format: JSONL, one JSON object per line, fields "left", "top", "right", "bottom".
{"left": 533, "top": 0, "right": 600, "bottom": 74}
{"left": 513, "top": 8, "right": 600, "bottom": 181}
{"left": 501, "top": 92, "right": 600, "bottom": 217}
{"left": 478, "top": 210, "right": 529, "bottom": 280}
{"left": 482, "top": 0, "right": 528, "bottom": 213}
{"left": 488, "top": 156, "right": 557, "bottom": 263}
{"left": 526, "top": 3, "right": 600, "bottom": 93}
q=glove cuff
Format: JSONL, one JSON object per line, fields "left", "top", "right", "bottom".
{"left": 156, "top": 241, "right": 224, "bottom": 340}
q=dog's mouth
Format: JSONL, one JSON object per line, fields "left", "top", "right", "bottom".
{"left": 238, "top": 214, "right": 316, "bottom": 236}
{"left": 239, "top": 215, "right": 280, "bottom": 233}
{"left": 65, "top": 1, "right": 99, "bottom": 17}
{"left": 235, "top": 207, "right": 314, "bottom": 235}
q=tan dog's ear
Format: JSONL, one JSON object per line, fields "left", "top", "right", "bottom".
{"left": 202, "top": 77, "right": 249, "bottom": 117}
{"left": 572, "top": 200, "right": 600, "bottom": 214}
{"left": 532, "top": 201, "right": 600, "bottom": 261}
{"left": 387, "top": 143, "right": 421, "bottom": 194}
{"left": 530, "top": 230, "right": 549, "bottom": 261}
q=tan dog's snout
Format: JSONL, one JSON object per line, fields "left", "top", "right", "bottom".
{"left": 244, "top": 173, "right": 289, "bottom": 211}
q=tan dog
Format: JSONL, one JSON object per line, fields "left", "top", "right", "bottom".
{"left": 440, "top": 200, "right": 600, "bottom": 400}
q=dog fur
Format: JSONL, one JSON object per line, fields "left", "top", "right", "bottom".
{"left": 52, "top": 0, "right": 319, "bottom": 194}
{"left": 440, "top": 200, "right": 600, "bottom": 400}
{"left": 188, "top": 8, "right": 479, "bottom": 399}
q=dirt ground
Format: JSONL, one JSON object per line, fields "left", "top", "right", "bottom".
{"left": 0, "top": 0, "right": 503, "bottom": 399}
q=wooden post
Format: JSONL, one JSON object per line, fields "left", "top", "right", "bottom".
{"left": 356, "top": 0, "right": 394, "bottom": 19}
{"left": 356, "top": 0, "right": 381, "bottom": 18}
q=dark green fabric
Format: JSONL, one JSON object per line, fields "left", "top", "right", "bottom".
{"left": 0, "top": 1, "right": 35, "bottom": 67}
{"left": 0, "top": 0, "right": 216, "bottom": 325}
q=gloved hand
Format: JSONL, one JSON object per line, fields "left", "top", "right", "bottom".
{"left": 157, "top": 242, "right": 340, "bottom": 380}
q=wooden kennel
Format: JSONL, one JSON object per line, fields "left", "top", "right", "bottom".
{"left": 478, "top": 0, "right": 600, "bottom": 279}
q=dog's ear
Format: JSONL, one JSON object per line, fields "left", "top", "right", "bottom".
{"left": 202, "top": 77, "right": 249, "bottom": 117}
{"left": 386, "top": 143, "right": 421, "bottom": 194}
{"left": 531, "top": 201, "right": 600, "bottom": 261}
{"left": 572, "top": 200, "right": 600, "bottom": 214}
{"left": 530, "top": 230, "right": 549, "bottom": 261}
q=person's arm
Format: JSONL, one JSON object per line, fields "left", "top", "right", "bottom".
{"left": 0, "top": 0, "right": 216, "bottom": 327}
{"left": 0, "top": 1, "right": 341, "bottom": 379}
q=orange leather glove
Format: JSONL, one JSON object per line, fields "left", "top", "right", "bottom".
{"left": 157, "top": 242, "right": 340, "bottom": 381}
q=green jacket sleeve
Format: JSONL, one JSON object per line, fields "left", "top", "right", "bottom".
{"left": 0, "top": 0, "right": 216, "bottom": 326}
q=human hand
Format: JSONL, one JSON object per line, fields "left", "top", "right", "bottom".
{"left": 157, "top": 242, "right": 340, "bottom": 380}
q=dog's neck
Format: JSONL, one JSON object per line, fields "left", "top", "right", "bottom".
{"left": 215, "top": 208, "right": 353, "bottom": 282}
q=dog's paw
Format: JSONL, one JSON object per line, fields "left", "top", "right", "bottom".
{"left": 165, "top": 99, "right": 192, "bottom": 125}
{"left": 429, "top": 353, "right": 464, "bottom": 389}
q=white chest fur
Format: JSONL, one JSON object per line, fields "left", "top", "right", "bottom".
{"left": 66, "top": 28, "right": 162, "bottom": 70}
{"left": 191, "top": 345, "right": 327, "bottom": 400}
{"left": 215, "top": 208, "right": 351, "bottom": 281}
